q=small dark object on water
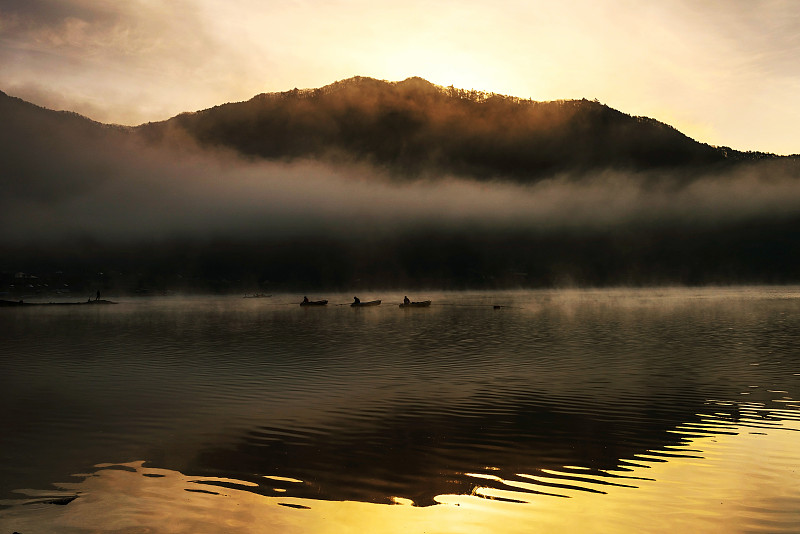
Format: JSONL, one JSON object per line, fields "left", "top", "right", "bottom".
{"left": 352, "top": 297, "right": 381, "bottom": 307}
{"left": 494, "top": 305, "right": 503, "bottom": 309}
{"left": 23, "top": 495, "right": 78, "bottom": 506}
{"left": 184, "top": 488, "right": 221, "bottom": 496}
{"left": 399, "top": 300, "right": 431, "bottom": 308}
{"left": 49, "top": 495, "right": 78, "bottom": 505}
{"left": 278, "top": 502, "right": 311, "bottom": 509}
{"left": 301, "top": 296, "right": 328, "bottom": 306}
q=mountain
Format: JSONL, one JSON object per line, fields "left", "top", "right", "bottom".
{"left": 1, "top": 78, "right": 784, "bottom": 187}
{"left": 3, "top": 81, "right": 800, "bottom": 292}
{"left": 0, "top": 89, "right": 131, "bottom": 203}
{"left": 136, "top": 76, "right": 773, "bottom": 182}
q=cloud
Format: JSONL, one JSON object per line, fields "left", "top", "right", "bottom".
{"left": 0, "top": 0, "right": 117, "bottom": 26}
{"left": 3, "top": 126, "right": 800, "bottom": 246}
{"left": 0, "top": 0, "right": 244, "bottom": 123}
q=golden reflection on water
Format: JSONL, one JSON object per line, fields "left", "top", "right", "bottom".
{"left": 2, "top": 418, "right": 798, "bottom": 534}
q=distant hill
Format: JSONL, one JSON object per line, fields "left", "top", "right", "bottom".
{"left": 0, "top": 88, "right": 127, "bottom": 143}
{"left": 137, "top": 76, "right": 775, "bottom": 182}
{"left": 1, "top": 78, "right": 786, "bottom": 186}
{"left": 0, "top": 89, "right": 131, "bottom": 203}
{"left": 3, "top": 81, "right": 800, "bottom": 292}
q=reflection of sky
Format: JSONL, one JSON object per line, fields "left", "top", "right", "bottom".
{"left": 1, "top": 1, "right": 799, "bottom": 153}
{"left": 2, "top": 289, "right": 799, "bottom": 511}
{"left": 2, "top": 416, "right": 799, "bottom": 533}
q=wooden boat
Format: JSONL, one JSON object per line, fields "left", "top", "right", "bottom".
{"left": 399, "top": 300, "right": 431, "bottom": 308}
{"left": 351, "top": 299, "right": 381, "bottom": 307}
{"left": 300, "top": 299, "right": 328, "bottom": 306}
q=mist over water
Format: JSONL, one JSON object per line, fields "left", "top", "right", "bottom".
{"left": 1, "top": 288, "right": 799, "bottom": 532}
{"left": 4, "top": 130, "right": 800, "bottom": 289}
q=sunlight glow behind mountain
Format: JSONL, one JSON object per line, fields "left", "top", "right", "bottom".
{"left": 0, "top": 0, "right": 798, "bottom": 154}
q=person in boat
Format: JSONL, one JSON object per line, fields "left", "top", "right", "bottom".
{"left": 353, "top": 296, "right": 360, "bottom": 304}
{"left": 96, "top": 290, "right": 100, "bottom": 301}
{"left": 404, "top": 296, "right": 410, "bottom": 305}
{"left": 303, "top": 296, "right": 309, "bottom": 304}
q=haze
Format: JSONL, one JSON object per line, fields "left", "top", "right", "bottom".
{"left": 2, "top": 129, "right": 799, "bottom": 244}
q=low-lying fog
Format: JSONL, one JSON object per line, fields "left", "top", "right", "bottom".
{"left": 3, "top": 132, "right": 800, "bottom": 243}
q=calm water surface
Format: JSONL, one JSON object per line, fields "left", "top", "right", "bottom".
{"left": 1, "top": 287, "right": 799, "bottom": 533}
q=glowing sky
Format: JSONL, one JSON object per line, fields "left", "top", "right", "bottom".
{"left": 1, "top": 0, "right": 798, "bottom": 154}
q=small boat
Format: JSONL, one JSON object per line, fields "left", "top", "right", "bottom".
{"left": 243, "top": 293, "right": 271, "bottom": 298}
{"left": 300, "top": 299, "right": 328, "bottom": 306}
{"left": 399, "top": 300, "right": 431, "bottom": 308}
{"left": 351, "top": 299, "right": 381, "bottom": 307}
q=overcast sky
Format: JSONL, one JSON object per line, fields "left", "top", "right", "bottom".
{"left": 1, "top": 0, "right": 799, "bottom": 154}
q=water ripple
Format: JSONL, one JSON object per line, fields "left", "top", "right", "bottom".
{"left": 2, "top": 289, "right": 800, "bottom": 528}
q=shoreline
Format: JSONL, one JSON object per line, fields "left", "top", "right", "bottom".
{"left": 0, "top": 299, "right": 117, "bottom": 307}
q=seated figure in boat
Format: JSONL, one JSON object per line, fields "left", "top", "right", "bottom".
{"left": 404, "top": 296, "right": 410, "bottom": 305}
{"left": 353, "top": 296, "right": 360, "bottom": 304}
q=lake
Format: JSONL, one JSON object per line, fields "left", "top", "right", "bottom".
{"left": 1, "top": 287, "right": 799, "bottom": 533}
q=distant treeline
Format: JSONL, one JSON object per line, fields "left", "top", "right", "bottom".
{"left": 5, "top": 215, "right": 800, "bottom": 295}
{"left": 137, "top": 77, "right": 782, "bottom": 182}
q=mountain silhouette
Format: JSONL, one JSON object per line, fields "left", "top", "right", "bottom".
{"left": 1, "top": 78, "right": 786, "bottom": 188}
{"left": 2, "top": 80, "right": 800, "bottom": 292}
{"left": 136, "top": 76, "right": 775, "bottom": 182}
{"left": 0, "top": 89, "right": 131, "bottom": 203}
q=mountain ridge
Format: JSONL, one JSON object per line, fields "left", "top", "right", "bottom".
{"left": 3, "top": 79, "right": 800, "bottom": 290}
{"left": 3, "top": 77, "right": 790, "bottom": 185}
{"left": 133, "top": 76, "right": 787, "bottom": 182}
